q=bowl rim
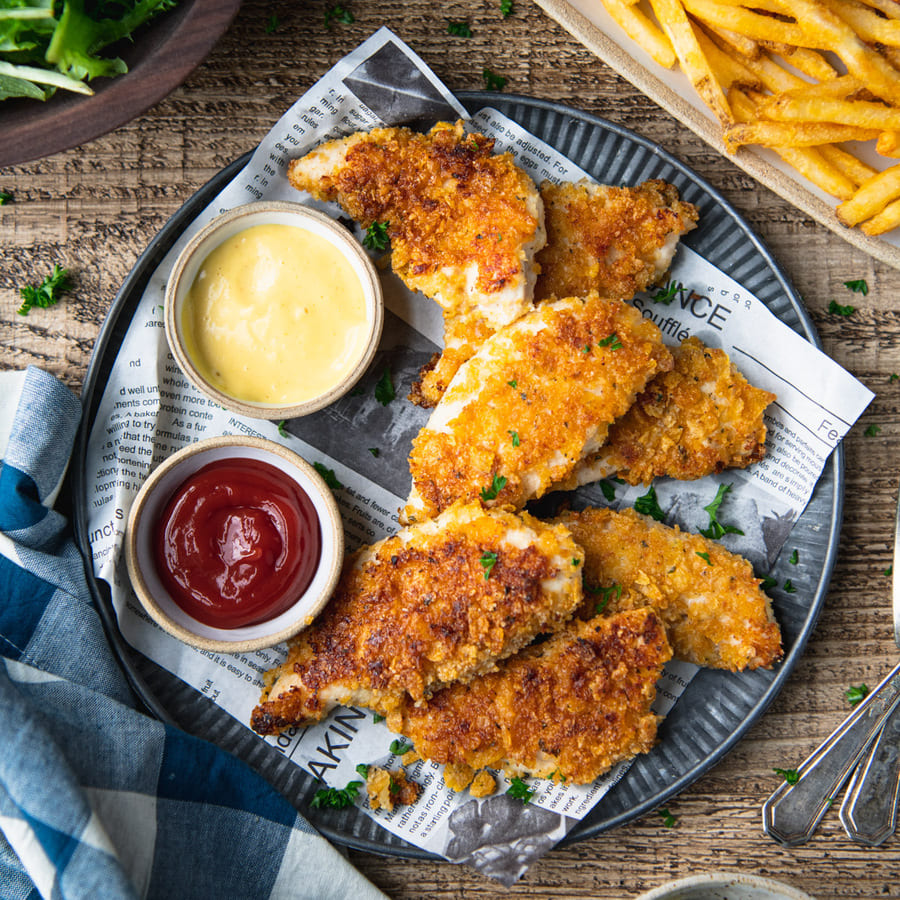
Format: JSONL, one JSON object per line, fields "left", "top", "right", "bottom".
{"left": 124, "top": 434, "right": 344, "bottom": 653}
{"left": 164, "top": 200, "right": 384, "bottom": 420}
{"left": 634, "top": 872, "right": 816, "bottom": 900}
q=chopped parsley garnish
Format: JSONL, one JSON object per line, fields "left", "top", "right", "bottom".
{"left": 324, "top": 5, "right": 354, "bottom": 28}
{"left": 362, "top": 220, "right": 390, "bottom": 251}
{"left": 598, "top": 332, "right": 623, "bottom": 351}
{"left": 634, "top": 485, "right": 665, "bottom": 522}
{"left": 500, "top": 0, "right": 514, "bottom": 14}
{"left": 774, "top": 767, "right": 800, "bottom": 785}
{"left": 843, "top": 278, "right": 868, "bottom": 295}
{"left": 590, "top": 582, "right": 622, "bottom": 614}
{"left": 480, "top": 473, "right": 508, "bottom": 502}
{"left": 650, "top": 279, "right": 683, "bottom": 305}
{"left": 657, "top": 807, "right": 677, "bottom": 828}
{"left": 264, "top": 14, "right": 279, "bottom": 33}
{"left": 0, "top": 190, "right": 12, "bottom": 205}
{"left": 311, "top": 780, "right": 362, "bottom": 808}
{"left": 314, "top": 462, "right": 343, "bottom": 490}
{"left": 447, "top": 20, "right": 472, "bottom": 36}
{"left": 368, "top": 447, "right": 380, "bottom": 457}
{"left": 480, "top": 550, "right": 499, "bottom": 579}
{"left": 582, "top": 344, "right": 592, "bottom": 354}
{"left": 17, "top": 264, "right": 72, "bottom": 316}
{"left": 698, "top": 483, "right": 744, "bottom": 540}
{"left": 886, "top": 565, "right": 893, "bottom": 577}
{"left": 864, "top": 424, "right": 882, "bottom": 437}
{"left": 760, "top": 574, "right": 778, "bottom": 590}
{"left": 600, "top": 480, "right": 617, "bottom": 502}
{"left": 389, "top": 739, "right": 413, "bottom": 756}
{"left": 696, "top": 551, "right": 712, "bottom": 565}
{"left": 789, "top": 549, "right": 799, "bottom": 565}
{"left": 508, "top": 429, "right": 520, "bottom": 447}
{"left": 783, "top": 580, "right": 797, "bottom": 593}
{"left": 374, "top": 367, "right": 395, "bottom": 406}
{"left": 356, "top": 763, "right": 371, "bottom": 779}
{"left": 506, "top": 776, "right": 534, "bottom": 803}
{"left": 507, "top": 379, "right": 517, "bottom": 388}
{"left": 373, "top": 713, "right": 385, "bottom": 724}
{"left": 846, "top": 684, "right": 869, "bottom": 706}
{"left": 572, "top": 557, "right": 581, "bottom": 566}
{"left": 828, "top": 299, "right": 855, "bottom": 317}
{"left": 482, "top": 68, "right": 507, "bottom": 91}
{"left": 276, "top": 420, "right": 288, "bottom": 437}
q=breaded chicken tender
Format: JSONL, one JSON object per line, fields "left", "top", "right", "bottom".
{"left": 534, "top": 179, "right": 699, "bottom": 302}
{"left": 555, "top": 506, "right": 782, "bottom": 671}
{"left": 384, "top": 609, "right": 672, "bottom": 786}
{"left": 401, "top": 293, "right": 673, "bottom": 525}
{"left": 557, "top": 336, "right": 776, "bottom": 488}
{"left": 286, "top": 121, "right": 545, "bottom": 407}
{"left": 250, "top": 502, "right": 584, "bottom": 735}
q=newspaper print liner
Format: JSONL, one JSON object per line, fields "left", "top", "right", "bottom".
{"left": 73, "top": 93, "right": 842, "bottom": 859}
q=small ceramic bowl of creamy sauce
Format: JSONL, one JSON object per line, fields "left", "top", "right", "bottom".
{"left": 125, "top": 435, "right": 344, "bottom": 652}
{"left": 165, "top": 201, "right": 383, "bottom": 419}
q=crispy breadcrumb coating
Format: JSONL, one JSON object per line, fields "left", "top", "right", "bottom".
{"left": 557, "top": 336, "right": 776, "bottom": 488}
{"left": 365, "top": 767, "right": 421, "bottom": 812}
{"left": 286, "top": 121, "right": 545, "bottom": 408}
{"left": 555, "top": 506, "right": 782, "bottom": 671}
{"left": 250, "top": 502, "right": 584, "bottom": 735}
{"left": 385, "top": 609, "right": 671, "bottom": 785}
{"left": 402, "top": 293, "right": 673, "bottom": 524}
{"left": 534, "top": 179, "right": 698, "bottom": 302}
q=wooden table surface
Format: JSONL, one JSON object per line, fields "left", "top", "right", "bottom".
{"left": 3, "top": 2, "right": 900, "bottom": 897}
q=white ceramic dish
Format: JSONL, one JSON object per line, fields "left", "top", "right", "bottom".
{"left": 125, "top": 435, "right": 343, "bottom": 653}
{"left": 164, "top": 200, "right": 384, "bottom": 420}
{"left": 635, "top": 872, "right": 816, "bottom": 900}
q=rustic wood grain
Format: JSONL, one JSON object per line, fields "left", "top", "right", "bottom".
{"left": 3, "top": 1, "right": 900, "bottom": 897}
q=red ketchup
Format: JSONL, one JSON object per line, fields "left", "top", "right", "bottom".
{"left": 154, "top": 457, "right": 321, "bottom": 629}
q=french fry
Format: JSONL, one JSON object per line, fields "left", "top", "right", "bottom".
{"left": 683, "top": 0, "right": 808, "bottom": 46}
{"left": 723, "top": 120, "right": 880, "bottom": 153}
{"left": 761, "top": 94, "right": 900, "bottom": 132}
{"left": 877, "top": 131, "right": 900, "bottom": 158}
{"left": 648, "top": 0, "right": 733, "bottom": 124}
{"left": 602, "top": 0, "right": 678, "bottom": 68}
{"left": 856, "top": 0, "right": 900, "bottom": 19}
{"left": 694, "top": 24, "right": 762, "bottom": 93}
{"left": 861, "top": 198, "right": 900, "bottom": 236}
{"left": 766, "top": 46, "right": 839, "bottom": 83}
{"left": 836, "top": 163, "right": 900, "bottom": 226}
{"left": 774, "top": 73, "right": 864, "bottom": 100}
{"left": 818, "top": 144, "right": 879, "bottom": 185}
{"left": 696, "top": 19, "right": 761, "bottom": 61}
{"left": 819, "top": 0, "right": 900, "bottom": 47}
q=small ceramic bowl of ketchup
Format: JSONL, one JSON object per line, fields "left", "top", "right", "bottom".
{"left": 125, "top": 435, "right": 344, "bottom": 653}
{"left": 165, "top": 200, "right": 384, "bottom": 421}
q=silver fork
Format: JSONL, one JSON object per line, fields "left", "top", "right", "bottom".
{"left": 762, "top": 488, "right": 900, "bottom": 847}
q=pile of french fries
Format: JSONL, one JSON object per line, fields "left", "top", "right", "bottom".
{"left": 601, "top": 0, "right": 900, "bottom": 236}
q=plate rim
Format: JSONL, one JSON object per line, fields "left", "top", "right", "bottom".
{"left": 71, "top": 90, "right": 843, "bottom": 858}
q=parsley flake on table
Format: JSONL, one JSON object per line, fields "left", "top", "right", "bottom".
{"left": 324, "top": 5, "right": 354, "bottom": 28}
{"left": 482, "top": 68, "right": 507, "bottom": 91}
{"left": 506, "top": 776, "right": 534, "bottom": 803}
{"left": 698, "top": 483, "right": 744, "bottom": 540}
{"left": 789, "top": 549, "right": 799, "bottom": 565}
{"left": 368, "top": 447, "right": 380, "bottom": 458}
{"left": 264, "top": 14, "right": 279, "bottom": 33}
{"left": 276, "top": 420, "right": 288, "bottom": 437}
{"left": 864, "top": 424, "right": 882, "bottom": 437}
{"left": 886, "top": 565, "right": 893, "bottom": 577}
{"left": 480, "top": 473, "right": 508, "bottom": 502}
{"left": 389, "top": 739, "right": 413, "bottom": 756}
{"left": 480, "top": 550, "right": 499, "bottom": 579}
{"left": 846, "top": 684, "right": 869, "bottom": 706}
{"left": 500, "top": 0, "right": 514, "bottom": 15}
{"left": 314, "top": 462, "right": 343, "bottom": 491}
{"left": 0, "top": 190, "right": 12, "bottom": 205}
{"left": 311, "top": 780, "right": 362, "bottom": 809}
{"left": 891, "top": 374, "right": 900, "bottom": 383}
{"left": 774, "top": 767, "right": 800, "bottom": 785}
{"left": 447, "top": 20, "right": 472, "bottom": 37}
{"left": 828, "top": 299, "right": 855, "bottom": 317}
{"left": 657, "top": 807, "right": 677, "bottom": 828}
{"left": 843, "top": 278, "right": 869, "bottom": 295}
{"left": 17, "top": 264, "right": 72, "bottom": 316}
{"left": 374, "top": 367, "right": 395, "bottom": 406}
{"left": 634, "top": 485, "right": 665, "bottom": 522}
{"left": 362, "top": 220, "right": 390, "bottom": 252}
{"left": 649, "top": 279, "right": 683, "bottom": 305}
{"left": 783, "top": 580, "right": 797, "bottom": 593}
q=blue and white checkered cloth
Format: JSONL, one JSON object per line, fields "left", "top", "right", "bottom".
{"left": 0, "top": 367, "right": 389, "bottom": 900}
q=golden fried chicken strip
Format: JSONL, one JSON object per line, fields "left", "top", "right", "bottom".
{"left": 534, "top": 179, "right": 699, "bottom": 302}
{"left": 556, "top": 336, "right": 776, "bottom": 488}
{"left": 286, "top": 121, "right": 545, "bottom": 408}
{"left": 250, "top": 502, "right": 584, "bottom": 735}
{"left": 384, "top": 608, "right": 671, "bottom": 786}
{"left": 555, "top": 506, "right": 782, "bottom": 671}
{"left": 401, "top": 293, "right": 673, "bottom": 524}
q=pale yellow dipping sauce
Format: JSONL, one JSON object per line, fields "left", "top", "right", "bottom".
{"left": 181, "top": 223, "right": 369, "bottom": 405}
